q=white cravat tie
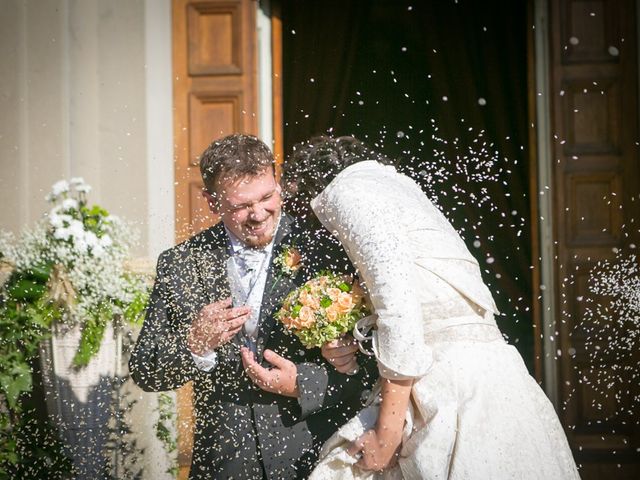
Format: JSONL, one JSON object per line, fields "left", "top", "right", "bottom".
{"left": 236, "top": 247, "right": 266, "bottom": 289}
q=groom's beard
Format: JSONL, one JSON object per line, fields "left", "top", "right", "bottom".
{"left": 241, "top": 214, "right": 279, "bottom": 248}
{"left": 243, "top": 222, "right": 277, "bottom": 247}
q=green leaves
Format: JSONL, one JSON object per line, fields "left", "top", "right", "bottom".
{"left": 154, "top": 393, "right": 178, "bottom": 477}
{"left": 7, "top": 279, "right": 45, "bottom": 302}
{"left": 121, "top": 282, "right": 149, "bottom": 327}
{"left": 0, "top": 363, "right": 32, "bottom": 410}
{"left": 0, "top": 268, "right": 58, "bottom": 412}
{"left": 80, "top": 204, "right": 111, "bottom": 237}
{"left": 294, "top": 312, "right": 360, "bottom": 349}
{"left": 320, "top": 296, "right": 332, "bottom": 308}
{"left": 6, "top": 263, "right": 52, "bottom": 302}
{"left": 23, "top": 264, "right": 52, "bottom": 283}
{"left": 72, "top": 303, "right": 111, "bottom": 368}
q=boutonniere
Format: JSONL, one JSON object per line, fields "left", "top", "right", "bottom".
{"left": 275, "top": 245, "right": 303, "bottom": 278}
{"left": 271, "top": 245, "right": 303, "bottom": 292}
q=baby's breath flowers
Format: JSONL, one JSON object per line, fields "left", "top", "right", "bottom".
{"left": 275, "top": 273, "right": 368, "bottom": 348}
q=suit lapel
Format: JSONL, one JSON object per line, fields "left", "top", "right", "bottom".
{"left": 192, "top": 225, "right": 246, "bottom": 357}
{"left": 192, "top": 224, "right": 230, "bottom": 303}
{"left": 255, "top": 214, "right": 299, "bottom": 359}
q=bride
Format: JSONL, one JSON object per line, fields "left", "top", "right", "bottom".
{"left": 283, "top": 136, "right": 580, "bottom": 479}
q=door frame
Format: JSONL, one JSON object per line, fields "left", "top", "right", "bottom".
{"left": 531, "top": 0, "right": 560, "bottom": 407}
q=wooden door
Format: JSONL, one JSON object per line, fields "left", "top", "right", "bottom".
{"left": 547, "top": 1, "right": 640, "bottom": 477}
{"left": 172, "top": 0, "right": 258, "bottom": 477}
{"left": 174, "top": 0, "right": 259, "bottom": 240}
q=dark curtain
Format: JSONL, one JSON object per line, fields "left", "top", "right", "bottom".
{"left": 282, "top": 0, "right": 533, "bottom": 370}
{"left": 281, "top": 0, "right": 364, "bottom": 140}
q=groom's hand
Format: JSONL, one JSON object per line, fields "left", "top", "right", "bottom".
{"left": 241, "top": 347, "right": 299, "bottom": 398}
{"left": 187, "top": 298, "right": 251, "bottom": 355}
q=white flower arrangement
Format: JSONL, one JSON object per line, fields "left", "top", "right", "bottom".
{"left": 0, "top": 177, "right": 150, "bottom": 368}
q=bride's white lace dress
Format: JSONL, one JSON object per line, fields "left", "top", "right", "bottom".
{"left": 309, "top": 161, "right": 580, "bottom": 480}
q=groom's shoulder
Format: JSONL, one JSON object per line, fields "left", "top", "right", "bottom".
{"left": 156, "top": 223, "right": 225, "bottom": 267}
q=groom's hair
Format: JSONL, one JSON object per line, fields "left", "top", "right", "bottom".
{"left": 282, "top": 136, "right": 391, "bottom": 217}
{"left": 199, "top": 134, "right": 274, "bottom": 194}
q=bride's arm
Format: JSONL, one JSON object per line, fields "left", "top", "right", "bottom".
{"left": 376, "top": 377, "right": 413, "bottom": 458}
{"left": 348, "top": 377, "right": 413, "bottom": 471}
{"left": 313, "top": 176, "right": 431, "bottom": 379}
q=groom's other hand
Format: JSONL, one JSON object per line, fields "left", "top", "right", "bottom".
{"left": 321, "top": 335, "right": 359, "bottom": 374}
{"left": 241, "top": 347, "right": 299, "bottom": 398}
{"left": 187, "top": 298, "right": 251, "bottom": 355}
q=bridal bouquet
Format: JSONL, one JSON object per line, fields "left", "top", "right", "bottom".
{"left": 275, "top": 273, "right": 369, "bottom": 348}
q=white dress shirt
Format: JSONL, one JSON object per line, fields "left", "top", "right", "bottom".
{"left": 191, "top": 221, "right": 278, "bottom": 371}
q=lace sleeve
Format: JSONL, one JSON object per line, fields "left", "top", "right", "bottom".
{"left": 314, "top": 178, "right": 432, "bottom": 379}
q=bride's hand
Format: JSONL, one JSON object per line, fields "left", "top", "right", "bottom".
{"left": 321, "top": 335, "right": 359, "bottom": 374}
{"left": 346, "top": 428, "right": 402, "bottom": 471}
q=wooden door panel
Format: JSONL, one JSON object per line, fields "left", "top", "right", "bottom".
{"left": 175, "top": 0, "right": 257, "bottom": 241}
{"left": 187, "top": 2, "right": 243, "bottom": 75}
{"left": 560, "top": 0, "right": 622, "bottom": 65}
{"left": 565, "top": 172, "right": 623, "bottom": 245}
{"left": 562, "top": 77, "right": 621, "bottom": 154}
{"left": 188, "top": 91, "right": 245, "bottom": 163}
{"left": 173, "top": 1, "right": 258, "bottom": 478}
{"left": 549, "top": 0, "right": 639, "bottom": 476}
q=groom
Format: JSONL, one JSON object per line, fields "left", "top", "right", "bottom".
{"left": 129, "top": 134, "right": 374, "bottom": 479}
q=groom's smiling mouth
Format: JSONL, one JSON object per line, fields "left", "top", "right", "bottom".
{"left": 245, "top": 218, "right": 273, "bottom": 237}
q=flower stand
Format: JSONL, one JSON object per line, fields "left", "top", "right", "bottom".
{"left": 39, "top": 321, "right": 119, "bottom": 479}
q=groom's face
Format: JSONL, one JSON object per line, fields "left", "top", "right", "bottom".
{"left": 206, "top": 167, "right": 282, "bottom": 248}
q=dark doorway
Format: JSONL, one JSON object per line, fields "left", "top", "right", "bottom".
{"left": 281, "top": 0, "right": 533, "bottom": 370}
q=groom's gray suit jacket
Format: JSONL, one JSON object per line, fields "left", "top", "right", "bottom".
{"left": 130, "top": 214, "right": 375, "bottom": 479}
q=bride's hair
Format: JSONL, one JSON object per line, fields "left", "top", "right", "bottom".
{"left": 283, "top": 135, "right": 391, "bottom": 217}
